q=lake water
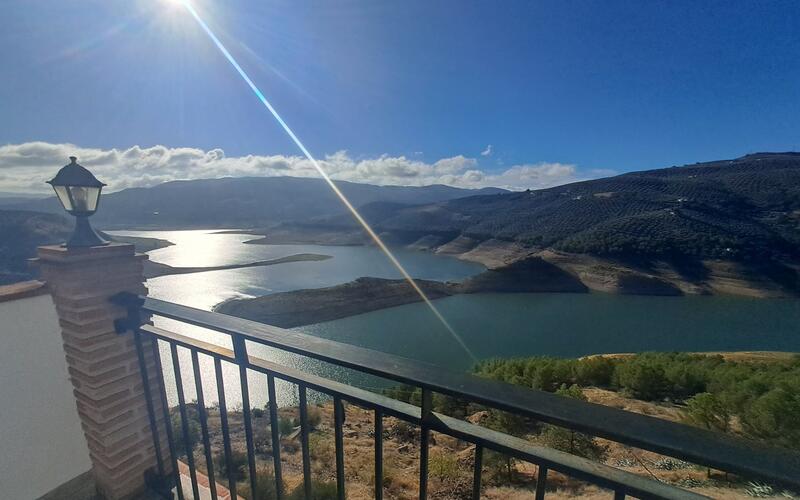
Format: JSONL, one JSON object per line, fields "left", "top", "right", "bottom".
{"left": 110, "top": 230, "right": 800, "bottom": 407}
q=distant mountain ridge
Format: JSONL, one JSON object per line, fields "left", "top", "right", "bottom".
{"left": 305, "top": 153, "right": 800, "bottom": 262}
{"left": 13, "top": 176, "right": 507, "bottom": 229}
{"left": 252, "top": 153, "right": 800, "bottom": 296}
{"left": 6, "top": 154, "right": 800, "bottom": 296}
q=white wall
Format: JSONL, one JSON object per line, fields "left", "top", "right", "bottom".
{"left": 0, "top": 293, "right": 92, "bottom": 499}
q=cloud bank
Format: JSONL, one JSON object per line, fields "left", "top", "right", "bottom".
{"left": 0, "top": 142, "right": 611, "bottom": 194}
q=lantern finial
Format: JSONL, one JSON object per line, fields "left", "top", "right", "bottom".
{"left": 46, "top": 157, "right": 108, "bottom": 247}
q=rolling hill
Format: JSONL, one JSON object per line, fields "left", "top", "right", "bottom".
{"left": 301, "top": 153, "right": 800, "bottom": 261}
{"left": 263, "top": 153, "right": 800, "bottom": 296}
{"left": 14, "top": 176, "right": 507, "bottom": 229}
{"left": 6, "top": 154, "right": 800, "bottom": 296}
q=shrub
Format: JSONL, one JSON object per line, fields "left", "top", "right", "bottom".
{"left": 575, "top": 356, "right": 616, "bottom": 386}
{"left": 391, "top": 419, "right": 417, "bottom": 442}
{"left": 741, "top": 385, "right": 800, "bottom": 448}
{"left": 482, "top": 450, "right": 517, "bottom": 485}
{"left": 279, "top": 416, "right": 295, "bottom": 437}
{"left": 475, "top": 353, "right": 800, "bottom": 449}
{"left": 429, "top": 450, "right": 460, "bottom": 481}
{"left": 170, "top": 407, "right": 201, "bottom": 456}
{"left": 252, "top": 407, "right": 265, "bottom": 418}
{"left": 540, "top": 384, "right": 606, "bottom": 460}
{"left": 540, "top": 424, "right": 606, "bottom": 460}
{"left": 306, "top": 406, "right": 323, "bottom": 429}
{"left": 308, "top": 433, "right": 334, "bottom": 462}
{"left": 287, "top": 480, "right": 338, "bottom": 500}
{"left": 682, "top": 392, "right": 729, "bottom": 432}
{"left": 428, "top": 449, "right": 473, "bottom": 497}
{"left": 238, "top": 467, "right": 282, "bottom": 500}
{"left": 214, "top": 449, "right": 249, "bottom": 483}
{"left": 613, "top": 359, "right": 668, "bottom": 400}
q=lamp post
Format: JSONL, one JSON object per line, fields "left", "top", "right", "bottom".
{"left": 46, "top": 156, "right": 108, "bottom": 247}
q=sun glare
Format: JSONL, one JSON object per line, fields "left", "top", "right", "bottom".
{"left": 161, "top": 0, "right": 188, "bottom": 14}
{"left": 173, "top": 0, "right": 478, "bottom": 362}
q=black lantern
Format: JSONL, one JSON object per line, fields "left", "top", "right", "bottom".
{"left": 47, "top": 156, "right": 109, "bottom": 247}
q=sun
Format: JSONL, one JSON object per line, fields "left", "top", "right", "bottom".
{"left": 160, "top": 0, "right": 189, "bottom": 12}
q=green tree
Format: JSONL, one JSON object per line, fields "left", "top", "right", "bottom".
{"left": 741, "top": 385, "right": 800, "bottom": 448}
{"left": 682, "top": 392, "right": 729, "bottom": 432}
{"left": 540, "top": 385, "right": 606, "bottom": 460}
{"left": 613, "top": 359, "right": 667, "bottom": 400}
{"left": 575, "top": 356, "right": 615, "bottom": 387}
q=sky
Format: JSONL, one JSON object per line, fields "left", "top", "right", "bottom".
{"left": 1, "top": 0, "right": 799, "bottom": 193}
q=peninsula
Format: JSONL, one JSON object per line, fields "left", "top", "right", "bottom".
{"left": 143, "top": 253, "right": 331, "bottom": 279}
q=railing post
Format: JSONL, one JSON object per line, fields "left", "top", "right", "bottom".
{"left": 34, "top": 243, "right": 172, "bottom": 500}
{"left": 419, "top": 388, "right": 433, "bottom": 500}
{"left": 232, "top": 333, "right": 259, "bottom": 498}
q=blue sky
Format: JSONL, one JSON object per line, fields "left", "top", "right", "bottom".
{"left": 1, "top": 0, "right": 799, "bottom": 192}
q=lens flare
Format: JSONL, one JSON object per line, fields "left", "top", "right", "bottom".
{"left": 179, "top": 2, "right": 477, "bottom": 362}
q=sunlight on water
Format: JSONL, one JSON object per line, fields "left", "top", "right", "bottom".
{"left": 110, "top": 229, "right": 484, "bottom": 407}
{"left": 111, "top": 230, "right": 800, "bottom": 408}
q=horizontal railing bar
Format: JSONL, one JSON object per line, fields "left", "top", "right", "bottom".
{"left": 129, "top": 295, "right": 800, "bottom": 488}
{"left": 139, "top": 323, "right": 707, "bottom": 499}
{"left": 141, "top": 325, "right": 236, "bottom": 361}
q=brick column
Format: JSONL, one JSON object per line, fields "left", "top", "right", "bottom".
{"left": 35, "top": 243, "right": 172, "bottom": 500}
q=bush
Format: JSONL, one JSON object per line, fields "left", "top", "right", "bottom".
{"left": 287, "top": 480, "right": 338, "bottom": 500}
{"left": 429, "top": 450, "right": 460, "bottom": 481}
{"left": 575, "top": 356, "right": 616, "bottom": 386}
{"left": 214, "top": 449, "right": 249, "bottom": 483}
{"left": 613, "top": 359, "right": 668, "bottom": 400}
{"left": 741, "top": 385, "right": 800, "bottom": 448}
{"left": 428, "top": 449, "right": 473, "bottom": 497}
{"left": 482, "top": 450, "right": 517, "bottom": 485}
{"left": 391, "top": 419, "right": 417, "bottom": 442}
{"left": 682, "top": 392, "right": 729, "bottom": 432}
{"left": 477, "top": 353, "right": 800, "bottom": 450}
{"left": 306, "top": 406, "right": 323, "bottom": 429}
{"left": 540, "top": 425, "right": 606, "bottom": 460}
{"left": 279, "top": 416, "right": 295, "bottom": 437}
{"left": 540, "top": 384, "right": 606, "bottom": 460}
{"left": 238, "top": 467, "right": 283, "bottom": 500}
{"left": 252, "top": 407, "right": 265, "bottom": 418}
{"left": 308, "top": 433, "right": 334, "bottom": 463}
{"left": 170, "top": 406, "right": 201, "bottom": 456}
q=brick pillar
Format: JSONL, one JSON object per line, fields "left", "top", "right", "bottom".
{"left": 35, "top": 243, "right": 172, "bottom": 500}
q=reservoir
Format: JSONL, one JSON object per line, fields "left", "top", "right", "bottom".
{"left": 110, "top": 230, "right": 800, "bottom": 407}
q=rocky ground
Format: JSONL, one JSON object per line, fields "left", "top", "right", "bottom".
{"left": 183, "top": 388, "right": 788, "bottom": 499}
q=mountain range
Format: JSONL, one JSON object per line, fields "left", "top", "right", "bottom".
{"left": 12, "top": 177, "right": 506, "bottom": 229}
{"left": 0, "top": 179, "right": 504, "bottom": 284}
{"left": 301, "top": 152, "right": 800, "bottom": 260}
{"left": 4, "top": 153, "right": 800, "bottom": 295}
{"left": 250, "top": 153, "right": 800, "bottom": 296}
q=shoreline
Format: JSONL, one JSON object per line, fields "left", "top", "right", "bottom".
{"left": 142, "top": 253, "right": 332, "bottom": 279}
{"left": 206, "top": 226, "right": 800, "bottom": 299}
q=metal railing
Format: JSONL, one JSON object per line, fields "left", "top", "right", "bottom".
{"left": 113, "top": 293, "right": 800, "bottom": 500}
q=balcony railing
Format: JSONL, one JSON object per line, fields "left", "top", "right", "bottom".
{"left": 113, "top": 293, "right": 800, "bottom": 500}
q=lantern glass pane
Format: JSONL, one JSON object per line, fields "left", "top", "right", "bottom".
{"left": 52, "top": 185, "right": 73, "bottom": 211}
{"left": 67, "top": 186, "right": 101, "bottom": 213}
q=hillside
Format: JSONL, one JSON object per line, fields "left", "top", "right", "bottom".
{"left": 0, "top": 210, "right": 71, "bottom": 284}
{"left": 0, "top": 210, "right": 172, "bottom": 285}
{"left": 14, "top": 176, "right": 507, "bottom": 229}
{"left": 303, "top": 153, "right": 800, "bottom": 259}
{"left": 259, "top": 153, "right": 800, "bottom": 296}
{"left": 6, "top": 154, "right": 800, "bottom": 295}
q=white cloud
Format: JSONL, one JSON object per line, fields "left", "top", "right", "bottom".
{"left": 0, "top": 142, "right": 609, "bottom": 193}
{"left": 481, "top": 144, "right": 493, "bottom": 157}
